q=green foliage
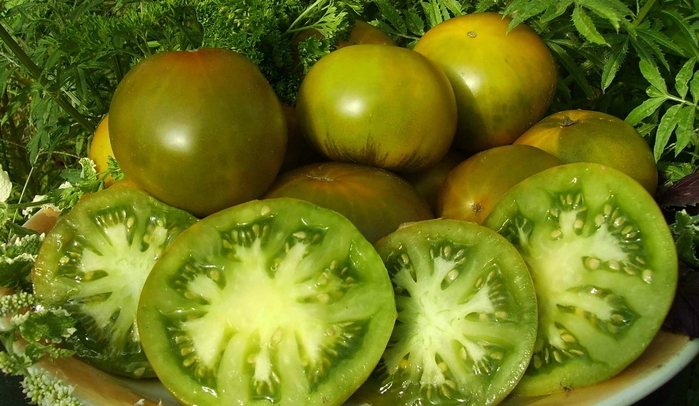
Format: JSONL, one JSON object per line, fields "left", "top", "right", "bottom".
{"left": 671, "top": 210, "right": 699, "bottom": 267}
{"left": 0, "top": 233, "right": 43, "bottom": 291}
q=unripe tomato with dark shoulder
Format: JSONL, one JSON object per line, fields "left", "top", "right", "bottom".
{"left": 108, "top": 48, "right": 287, "bottom": 217}
{"left": 413, "top": 12, "right": 557, "bottom": 155}
{"left": 296, "top": 44, "right": 457, "bottom": 172}
{"left": 264, "top": 161, "right": 433, "bottom": 243}
{"left": 438, "top": 144, "right": 563, "bottom": 224}
{"left": 514, "top": 110, "right": 658, "bottom": 194}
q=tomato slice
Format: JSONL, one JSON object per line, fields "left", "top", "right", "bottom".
{"left": 483, "top": 163, "right": 678, "bottom": 396}
{"left": 137, "top": 197, "right": 396, "bottom": 406}
{"left": 32, "top": 185, "right": 198, "bottom": 378}
{"left": 353, "top": 219, "right": 538, "bottom": 406}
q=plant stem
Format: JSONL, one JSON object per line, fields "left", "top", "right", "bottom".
{"left": 0, "top": 21, "right": 95, "bottom": 133}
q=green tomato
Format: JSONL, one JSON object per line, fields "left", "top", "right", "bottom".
{"left": 296, "top": 44, "right": 457, "bottom": 172}
{"left": 413, "top": 12, "right": 557, "bottom": 155}
{"left": 484, "top": 163, "right": 678, "bottom": 396}
{"left": 137, "top": 197, "right": 396, "bottom": 406}
{"left": 109, "top": 48, "right": 287, "bottom": 217}
{"left": 32, "top": 185, "right": 198, "bottom": 378}
{"left": 353, "top": 219, "right": 538, "bottom": 406}
{"left": 514, "top": 110, "right": 658, "bottom": 194}
{"left": 264, "top": 161, "right": 434, "bottom": 243}
{"left": 438, "top": 145, "right": 563, "bottom": 224}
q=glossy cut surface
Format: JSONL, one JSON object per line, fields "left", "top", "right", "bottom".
{"left": 109, "top": 48, "right": 287, "bottom": 217}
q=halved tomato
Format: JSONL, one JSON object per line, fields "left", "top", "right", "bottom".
{"left": 353, "top": 219, "right": 538, "bottom": 406}
{"left": 137, "top": 197, "right": 396, "bottom": 406}
{"left": 484, "top": 163, "right": 677, "bottom": 396}
{"left": 32, "top": 185, "right": 198, "bottom": 378}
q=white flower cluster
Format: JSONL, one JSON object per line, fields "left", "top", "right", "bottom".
{"left": 22, "top": 367, "right": 83, "bottom": 406}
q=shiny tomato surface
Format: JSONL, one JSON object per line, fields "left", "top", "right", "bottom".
{"left": 414, "top": 12, "right": 557, "bottom": 154}
{"left": 296, "top": 44, "right": 457, "bottom": 172}
{"left": 109, "top": 48, "right": 287, "bottom": 217}
{"left": 514, "top": 110, "right": 658, "bottom": 194}
{"left": 264, "top": 161, "right": 434, "bottom": 242}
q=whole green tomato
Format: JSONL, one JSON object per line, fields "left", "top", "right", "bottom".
{"left": 296, "top": 44, "right": 457, "bottom": 172}
{"left": 414, "top": 12, "right": 557, "bottom": 154}
{"left": 109, "top": 48, "right": 287, "bottom": 217}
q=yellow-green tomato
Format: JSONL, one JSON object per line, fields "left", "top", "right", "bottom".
{"left": 413, "top": 12, "right": 557, "bottom": 155}
{"left": 514, "top": 110, "right": 659, "bottom": 194}
{"left": 109, "top": 48, "right": 287, "bottom": 217}
{"left": 438, "top": 144, "right": 563, "bottom": 224}
{"left": 296, "top": 44, "right": 457, "bottom": 172}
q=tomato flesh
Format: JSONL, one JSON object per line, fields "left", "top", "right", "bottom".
{"left": 32, "top": 186, "right": 198, "bottom": 378}
{"left": 137, "top": 197, "right": 396, "bottom": 406}
{"left": 484, "top": 163, "right": 677, "bottom": 396}
{"left": 353, "top": 219, "right": 538, "bottom": 406}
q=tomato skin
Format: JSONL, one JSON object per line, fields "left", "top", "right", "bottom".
{"left": 438, "top": 145, "right": 563, "bottom": 224}
{"left": 264, "top": 161, "right": 434, "bottom": 242}
{"left": 296, "top": 44, "right": 457, "bottom": 172}
{"left": 279, "top": 104, "right": 324, "bottom": 173}
{"left": 514, "top": 110, "right": 658, "bottom": 194}
{"left": 109, "top": 48, "right": 287, "bottom": 217}
{"left": 413, "top": 12, "right": 557, "bottom": 154}
{"left": 337, "top": 21, "right": 395, "bottom": 47}
{"left": 400, "top": 149, "right": 465, "bottom": 213}
{"left": 88, "top": 114, "right": 116, "bottom": 187}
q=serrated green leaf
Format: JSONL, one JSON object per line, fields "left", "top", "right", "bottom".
{"left": 576, "top": 0, "right": 630, "bottom": 31}
{"left": 639, "top": 58, "right": 668, "bottom": 94}
{"left": 403, "top": 9, "right": 425, "bottom": 37}
{"left": 636, "top": 122, "right": 657, "bottom": 137}
{"left": 474, "top": 0, "right": 499, "bottom": 13}
{"left": 601, "top": 39, "right": 627, "bottom": 91}
{"left": 626, "top": 97, "right": 667, "bottom": 126}
{"left": 571, "top": 5, "right": 607, "bottom": 45}
{"left": 661, "top": 9, "right": 699, "bottom": 48}
{"left": 373, "top": 0, "right": 407, "bottom": 35}
{"left": 691, "top": 71, "right": 699, "bottom": 104}
{"left": 654, "top": 103, "right": 683, "bottom": 160}
{"left": 440, "top": 0, "right": 463, "bottom": 18}
{"left": 539, "top": 0, "right": 574, "bottom": 23}
{"left": 636, "top": 26, "right": 687, "bottom": 57}
{"left": 548, "top": 40, "right": 595, "bottom": 99}
{"left": 438, "top": 1, "right": 450, "bottom": 22}
{"left": 637, "top": 29, "right": 671, "bottom": 71}
{"left": 675, "top": 58, "right": 696, "bottom": 99}
{"left": 504, "top": 0, "right": 556, "bottom": 29}
{"left": 421, "top": 0, "right": 441, "bottom": 28}
{"left": 674, "top": 105, "right": 697, "bottom": 155}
